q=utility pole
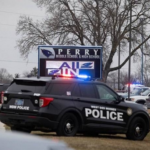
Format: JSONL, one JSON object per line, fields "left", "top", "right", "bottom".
{"left": 118, "top": 39, "right": 121, "bottom": 90}
{"left": 140, "top": 18, "right": 144, "bottom": 85}
{"left": 118, "top": 15, "right": 121, "bottom": 91}
{"left": 128, "top": 0, "right": 132, "bottom": 100}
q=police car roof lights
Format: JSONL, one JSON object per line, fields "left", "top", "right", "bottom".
{"left": 126, "top": 83, "right": 144, "bottom": 87}
{"left": 62, "top": 74, "right": 91, "bottom": 79}
{"left": 62, "top": 74, "right": 72, "bottom": 77}
{"left": 77, "top": 75, "right": 90, "bottom": 79}
{"left": 50, "top": 74, "right": 91, "bottom": 80}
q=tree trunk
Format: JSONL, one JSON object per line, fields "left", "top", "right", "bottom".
{"left": 101, "top": 70, "right": 109, "bottom": 83}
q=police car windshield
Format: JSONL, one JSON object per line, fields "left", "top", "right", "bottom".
{"left": 0, "top": 85, "right": 9, "bottom": 92}
{"left": 132, "top": 89, "right": 141, "bottom": 94}
{"left": 0, "top": 86, "right": 4, "bottom": 92}
{"left": 141, "top": 89, "right": 150, "bottom": 96}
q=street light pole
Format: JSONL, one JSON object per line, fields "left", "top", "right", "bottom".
{"left": 118, "top": 15, "right": 121, "bottom": 90}
{"left": 118, "top": 41, "right": 121, "bottom": 90}
{"left": 140, "top": 18, "right": 144, "bottom": 85}
{"left": 128, "top": 0, "right": 132, "bottom": 99}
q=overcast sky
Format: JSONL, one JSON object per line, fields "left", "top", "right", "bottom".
{"left": 0, "top": 0, "right": 46, "bottom": 76}
{"left": 0, "top": 0, "right": 137, "bottom": 77}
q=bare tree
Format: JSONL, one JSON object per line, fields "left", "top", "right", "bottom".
{"left": 16, "top": 0, "right": 150, "bottom": 82}
{"left": 14, "top": 73, "right": 20, "bottom": 78}
{"left": 0, "top": 68, "right": 13, "bottom": 83}
{"left": 30, "top": 67, "right": 38, "bottom": 76}
{"left": 120, "top": 71, "right": 137, "bottom": 85}
{"left": 107, "top": 71, "right": 119, "bottom": 90}
{"left": 107, "top": 70, "right": 138, "bottom": 90}
{"left": 134, "top": 59, "right": 150, "bottom": 86}
{"left": 143, "top": 63, "right": 150, "bottom": 86}
{"left": 22, "top": 71, "right": 30, "bottom": 77}
{"left": 22, "top": 67, "right": 38, "bottom": 77}
{"left": 0, "top": 68, "right": 7, "bottom": 82}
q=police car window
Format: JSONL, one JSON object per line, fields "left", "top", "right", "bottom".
{"left": 79, "top": 84, "right": 96, "bottom": 98}
{"left": 0, "top": 86, "right": 3, "bottom": 92}
{"left": 7, "top": 80, "right": 46, "bottom": 93}
{"left": 72, "top": 84, "right": 80, "bottom": 97}
{"left": 45, "top": 83, "right": 73, "bottom": 96}
{"left": 96, "top": 85, "right": 117, "bottom": 101}
{"left": 2, "top": 85, "right": 9, "bottom": 91}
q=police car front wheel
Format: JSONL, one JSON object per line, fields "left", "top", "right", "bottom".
{"left": 126, "top": 117, "right": 148, "bottom": 140}
{"left": 56, "top": 113, "right": 79, "bottom": 136}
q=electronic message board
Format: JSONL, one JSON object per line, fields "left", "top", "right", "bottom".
{"left": 38, "top": 45, "right": 102, "bottom": 78}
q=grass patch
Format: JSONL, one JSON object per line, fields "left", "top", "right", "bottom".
{"left": 3, "top": 108, "right": 150, "bottom": 150}
{"left": 3, "top": 125, "right": 150, "bottom": 150}
{"left": 32, "top": 132, "right": 150, "bottom": 150}
{"left": 32, "top": 108, "right": 150, "bottom": 150}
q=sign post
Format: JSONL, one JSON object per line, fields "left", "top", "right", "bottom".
{"left": 38, "top": 45, "right": 102, "bottom": 79}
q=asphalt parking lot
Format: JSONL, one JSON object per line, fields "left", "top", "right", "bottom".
{"left": 0, "top": 122, "right": 5, "bottom": 130}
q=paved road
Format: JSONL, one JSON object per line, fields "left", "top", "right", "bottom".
{"left": 0, "top": 122, "right": 5, "bottom": 130}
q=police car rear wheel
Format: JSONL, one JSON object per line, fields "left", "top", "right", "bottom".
{"left": 126, "top": 117, "right": 147, "bottom": 140}
{"left": 56, "top": 113, "right": 79, "bottom": 136}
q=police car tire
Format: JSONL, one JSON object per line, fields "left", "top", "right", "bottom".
{"left": 56, "top": 113, "right": 79, "bottom": 136}
{"left": 126, "top": 117, "right": 147, "bottom": 140}
{"left": 11, "top": 126, "right": 31, "bottom": 133}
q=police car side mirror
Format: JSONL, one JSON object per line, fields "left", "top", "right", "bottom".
{"left": 118, "top": 95, "right": 124, "bottom": 102}
{"left": 113, "top": 96, "right": 124, "bottom": 104}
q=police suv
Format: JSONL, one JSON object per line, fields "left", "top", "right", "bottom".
{"left": 0, "top": 75, "right": 149, "bottom": 140}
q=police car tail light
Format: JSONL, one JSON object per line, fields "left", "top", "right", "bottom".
{"left": 39, "top": 97, "right": 53, "bottom": 107}
{"left": 1, "top": 92, "right": 4, "bottom": 104}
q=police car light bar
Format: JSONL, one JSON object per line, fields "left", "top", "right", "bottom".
{"left": 49, "top": 74, "right": 90, "bottom": 79}
{"left": 77, "top": 75, "right": 90, "bottom": 79}
{"left": 49, "top": 74, "right": 91, "bottom": 80}
{"left": 62, "top": 74, "right": 71, "bottom": 77}
{"left": 126, "top": 83, "right": 143, "bottom": 87}
{"left": 61, "top": 74, "right": 91, "bottom": 79}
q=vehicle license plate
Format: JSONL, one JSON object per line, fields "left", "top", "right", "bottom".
{"left": 15, "top": 99, "right": 24, "bottom": 106}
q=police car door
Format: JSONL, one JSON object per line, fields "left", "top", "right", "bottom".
{"left": 93, "top": 84, "right": 128, "bottom": 131}
{"left": 72, "top": 82, "right": 100, "bottom": 126}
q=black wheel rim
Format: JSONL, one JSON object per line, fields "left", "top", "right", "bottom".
{"left": 134, "top": 122, "right": 144, "bottom": 138}
{"left": 63, "top": 118, "right": 75, "bottom": 135}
